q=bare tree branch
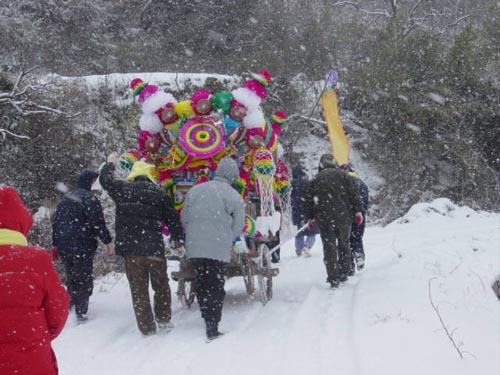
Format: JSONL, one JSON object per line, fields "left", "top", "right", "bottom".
{"left": 384, "top": 0, "right": 398, "bottom": 16}
{"left": 435, "top": 15, "right": 471, "bottom": 35}
{"left": 1, "top": 67, "right": 80, "bottom": 139}
{"left": 408, "top": 0, "right": 424, "bottom": 19}
{"left": 428, "top": 277, "right": 465, "bottom": 359}
{"left": 326, "top": 1, "right": 391, "bottom": 17}
{"left": 0, "top": 129, "right": 31, "bottom": 140}
{"left": 288, "top": 113, "right": 326, "bottom": 125}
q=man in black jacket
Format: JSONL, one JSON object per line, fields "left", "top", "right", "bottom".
{"left": 340, "top": 164, "right": 369, "bottom": 271}
{"left": 52, "top": 170, "right": 113, "bottom": 321}
{"left": 306, "top": 154, "right": 363, "bottom": 288}
{"left": 100, "top": 158, "right": 183, "bottom": 336}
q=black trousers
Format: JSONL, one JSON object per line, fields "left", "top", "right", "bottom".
{"left": 350, "top": 212, "right": 366, "bottom": 258}
{"left": 62, "top": 254, "right": 94, "bottom": 316}
{"left": 269, "top": 230, "right": 281, "bottom": 263}
{"left": 318, "top": 220, "right": 352, "bottom": 281}
{"left": 190, "top": 258, "right": 226, "bottom": 325}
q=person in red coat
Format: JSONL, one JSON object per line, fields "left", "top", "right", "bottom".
{"left": 0, "top": 186, "right": 70, "bottom": 375}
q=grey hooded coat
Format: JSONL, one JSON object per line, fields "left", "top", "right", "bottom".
{"left": 182, "top": 157, "right": 245, "bottom": 262}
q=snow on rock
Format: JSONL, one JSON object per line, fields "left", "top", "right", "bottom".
{"left": 42, "top": 72, "right": 240, "bottom": 107}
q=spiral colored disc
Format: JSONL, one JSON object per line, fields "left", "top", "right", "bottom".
{"left": 178, "top": 118, "right": 224, "bottom": 158}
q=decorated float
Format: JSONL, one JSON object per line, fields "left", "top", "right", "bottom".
{"left": 119, "top": 69, "right": 291, "bottom": 304}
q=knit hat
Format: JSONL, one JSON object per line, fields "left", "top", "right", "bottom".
{"left": 319, "top": 153, "right": 338, "bottom": 171}
{"left": 291, "top": 165, "right": 306, "bottom": 179}
{"left": 77, "top": 170, "right": 99, "bottom": 191}
{"left": 130, "top": 78, "right": 177, "bottom": 134}
{"left": 339, "top": 163, "right": 353, "bottom": 172}
{"left": 126, "top": 161, "right": 159, "bottom": 184}
{"left": 0, "top": 186, "right": 33, "bottom": 236}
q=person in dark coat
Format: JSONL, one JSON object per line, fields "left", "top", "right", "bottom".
{"left": 181, "top": 157, "right": 245, "bottom": 341}
{"left": 291, "top": 165, "right": 319, "bottom": 257}
{"left": 100, "top": 158, "right": 183, "bottom": 336}
{"left": 52, "top": 170, "right": 113, "bottom": 321}
{"left": 1, "top": 186, "right": 69, "bottom": 375}
{"left": 340, "top": 164, "right": 369, "bottom": 270}
{"left": 306, "top": 154, "right": 363, "bottom": 288}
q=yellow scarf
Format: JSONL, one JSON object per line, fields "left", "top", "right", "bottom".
{"left": 0, "top": 229, "right": 28, "bottom": 246}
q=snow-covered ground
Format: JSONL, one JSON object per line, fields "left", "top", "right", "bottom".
{"left": 53, "top": 199, "right": 499, "bottom": 375}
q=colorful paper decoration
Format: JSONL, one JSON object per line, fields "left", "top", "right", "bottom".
{"left": 178, "top": 118, "right": 224, "bottom": 158}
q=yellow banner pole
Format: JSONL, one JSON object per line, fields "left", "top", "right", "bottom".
{"left": 320, "top": 89, "right": 349, "bottom": 165}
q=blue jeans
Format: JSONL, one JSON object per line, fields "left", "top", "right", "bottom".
{"left": 295, "top": 234, "right": 316, "bottom": 253}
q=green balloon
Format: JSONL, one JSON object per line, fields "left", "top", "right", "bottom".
{"left": 211, "top": 91, "right": 233, "bottom": 113}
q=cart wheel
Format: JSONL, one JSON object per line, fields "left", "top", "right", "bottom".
{"left": 257, "top": 244, "right": 273, "bottom": 304}
{"left": 241, "top": 256, "right": 256, "bottom": 297}
{"left": 178, "top": 279, "right": 196, "bottom": 307}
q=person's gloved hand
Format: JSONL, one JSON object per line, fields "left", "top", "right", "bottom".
{"left": 51, "top": 247, "right": 59, "bottom": 261}
{"left": 355, "top": 212, "right": 363, "bottom": 226}
{"left": 107, "top": 152, "right": 120, "bottom": 164}
{"left": 307, "top": 219, "right": 316, "bottom": 230}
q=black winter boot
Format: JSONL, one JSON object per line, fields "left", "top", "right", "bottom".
{"left": 326, "top": 277, "right": 340, "bottom": 288}
{"left": 206, "top": 321, "right": 224, "bottom": 341}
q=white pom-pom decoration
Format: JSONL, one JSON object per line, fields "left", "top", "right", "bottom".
{"left": 142, "top": 91, "right": 177, "bottom": 114}
{"left": 243, "top": 108, "right": 265, "bottom": 129}
{"left": 139, "top": 112, "right": 163, "bottom": 134}
{"left": 232, "top": 87, "right": 261, "bottom": 110}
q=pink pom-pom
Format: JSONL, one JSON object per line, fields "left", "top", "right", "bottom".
{"left": 130, "top": 78, "right": 143, "bottom": 90}
{"left": 191, "top": 89, "right": 210, "bottom": 104}
{"left": 258, "top": 69, "right": 271, "bottom": 84}
{"left": 243, "top": 80, "right": 267, "bottom": 100}
{"left": 138, "top": 85, "right": 159, "bottom": 103}
{"left": 271, "top": 110, "right": 286, "bottom": 124}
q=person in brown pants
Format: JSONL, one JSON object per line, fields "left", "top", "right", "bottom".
{"left": 100, "top": 158, "right": 183, "bottom": 335}
{"left": 124, "top": 256, "right": 172, "bottom": 334}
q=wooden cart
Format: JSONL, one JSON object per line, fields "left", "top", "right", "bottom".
{"left": 170, "top": 235, "right": 279, "bottom": 306}
{"left": 170, "top": 193, "right": 280, "bottom": 305}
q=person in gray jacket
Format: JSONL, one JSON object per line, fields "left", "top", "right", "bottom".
{"left": 181, "top": 157, "right": 245, "bottom": 341}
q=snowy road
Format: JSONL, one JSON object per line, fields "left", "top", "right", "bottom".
{"left": 53, "top": 199, "right": 499, "bottom": 375}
